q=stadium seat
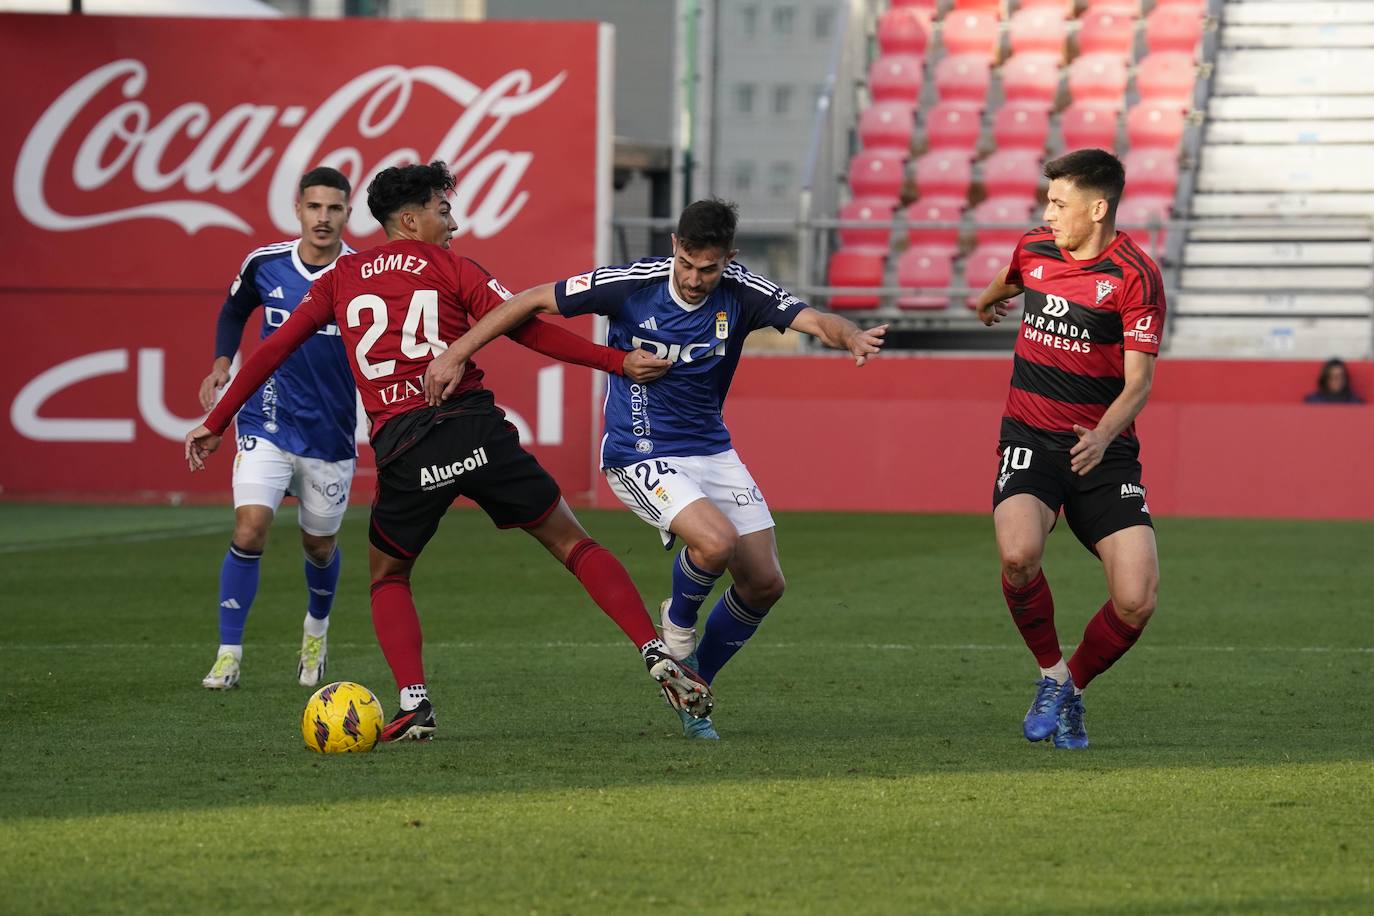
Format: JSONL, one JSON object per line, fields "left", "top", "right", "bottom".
{"left": 914, "top": 150, "right": 974, "bottom": 202}
{"left": 904, "top": 197, "right": 965, "bottom": 252}
{"left": 1000, "top": 53, "right": 1061, "bottom": 110}
{"left": 890, "top": 0, "right": 938, "bottom": 9}
{"left": 964, "top": 245, "right": 1012, "bottom": 308}
{"left": 1136, "top": 53, "right": 1197, "bottom": 108}
{"left": 972, "top": 197, "right": 1037, "bottom": 248}
{"left": 934, "top": 54, "right": 992, "bottom": 106}
{"left": 1008, "top": 6, "right": 1068, "bottom": 58}
{"left": 1122, "top": 149, "right": 1179, "bottom": 197}
{"left": 1084, "top": 0, "right": 1142, "bottom": 9}
{"left": 1076, "top": 7, "right": 1138, "bottom": 60}
{"left": 952, "top": 0, "right": 1002, "bottom": 11}
{"left": 1152, "top": 0, "right": 1205, "bottom": 9}
{"left": 1146, "top": 4, "right": 1204, "bottom": 55}
{"left": 896, "top": 246, "right": 956, "bottom": 310}
{"left": 858, "top": 101, "right": 917, "bottom": 153}
{"left": 981, "top": 151, "right": 1042, "bottom": 200}
{"left": 1018, "top": 0, "right": 1074, "bottom": 11}
{"left": 925, "top": 102, "right": 983, "bottom": 156}
{"left": 838, "top": 197, "right": 896, "bottom": 249}
{"left": 868, "top": 54, "right": 925, "bottom": 104}
{"left": 848, "top": 149, "right": 908, "bottom": 199}
{"left": 877, "top": 7, "right": 933, "bottom": 56}
{"left": 993, "top": 103, "right": 1050, "bottom": 153}
{"left": 826, "top": 246, "right": 886, "bottom": 310}
{"left": 1126, "top": 101, "right": 1186, "bottom": 151}
{"left": 942, "top": 9, "right": 1001, "bottom": 61}
{"left": 1060, "top": 102, "right": 1119, "bottom": 153}
{"left": 1068, "top": 53, "right": 1129, "bottom": 109}
{"left": 1116, "top": 194, "right": 1171, "bottom": 261}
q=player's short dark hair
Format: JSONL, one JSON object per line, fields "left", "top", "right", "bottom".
{"left": 366, "top": 161, "right": 456, "bottom": 227}
{"left": 299, "top": 166, "right": 351, "bottom": 199}
{"left": 1044, "top": 149, "right": 1125, "bottom": 213}
{"left": 676, "top": 199, "right": 739, "bottom": 254}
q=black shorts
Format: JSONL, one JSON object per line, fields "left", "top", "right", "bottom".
{"left": 369, "top": 405, "right": 561, "bottom": 559}
{"left": 991, "top": 441, "right": 1153, "bottom": 554}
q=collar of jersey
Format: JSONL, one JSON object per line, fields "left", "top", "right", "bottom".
{"left": 290, "top": 238, "right": 354, "bottom": 282}
{"left": 667, "top": 261, "right": 712, "bottom": 312}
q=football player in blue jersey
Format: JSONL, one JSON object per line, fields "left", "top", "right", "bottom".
{"left": 422, "top": 199, "right": 886, "bottom": 737}
{"left": 196, "top": 167, "right": 358, "bottom": 691}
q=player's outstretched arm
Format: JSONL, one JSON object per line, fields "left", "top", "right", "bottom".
{"left": 975, "top": 267, "right": 1024, "bottom": 327}
{"left": 1070, "top": 350, "right": 1156, "bottom": 476}
{"left": 788, "top": 307, "right": 887, "bottom": 367}
{"left": 424, "top": 283, "right": 558, "bottom": 405}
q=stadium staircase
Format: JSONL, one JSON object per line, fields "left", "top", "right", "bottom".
{"left": 826, "top": 0, "right": 1213, "bottom": 348}
{"left": 1177, "top": 0, "right": 1374, "bottom": 358}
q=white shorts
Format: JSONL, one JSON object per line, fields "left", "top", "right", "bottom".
{"left": 232, "top": 436, "right": 356, "bottom": 537}
{"left": 604, "top": 449, "right": 774, "bottom": 547}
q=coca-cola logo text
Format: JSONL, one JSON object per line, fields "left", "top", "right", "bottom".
{"left": 14, "top": 60, "right": 566, "bottom": 239}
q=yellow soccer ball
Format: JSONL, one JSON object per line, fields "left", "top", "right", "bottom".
{"left": 302, "top": 681, "right": 384, "bottom": 754}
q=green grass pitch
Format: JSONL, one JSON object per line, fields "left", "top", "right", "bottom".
{"left": 1, "top": 504, "right": 1370, "bottom": 914}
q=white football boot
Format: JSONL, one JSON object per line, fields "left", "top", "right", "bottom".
{"left": 298, "top": 632, "right": 327, "bottom": 688}
{"left": 202, "top": 650, "right": 241, "bottom": 689}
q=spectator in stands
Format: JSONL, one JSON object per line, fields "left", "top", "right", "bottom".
{"left": 1304, "top": 358, "right": 1364, "bottom": 404}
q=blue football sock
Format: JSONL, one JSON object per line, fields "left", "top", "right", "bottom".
{"left": 218, "top": 542, "right": 262, "bottom": 645}
{"left": 695, "top": 586, "right": 769, "bottom": 684}
{"left": 304, "top": 544, "right": 341, "bottom": 621}
{"left": 668, "top": 547, "right": 723, "bottom": 629}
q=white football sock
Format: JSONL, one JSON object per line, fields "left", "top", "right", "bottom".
{"left": 302, "top": 613, "right": 329, "bottom": 638}
{"left": 640, "top": 637, "right": 669, "bottom": 657}
{"left": 399, "top": 684, "right": 428, "bottom": 711}
{"left": 1040, "top": 660, "right": 1070, "bottom": 684}
{"left": 217, "top": 644, "right": 243, "bottom": 661}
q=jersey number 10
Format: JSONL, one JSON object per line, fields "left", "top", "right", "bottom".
{"left": 346, "top": 290, "right": 446, "bottom": 380}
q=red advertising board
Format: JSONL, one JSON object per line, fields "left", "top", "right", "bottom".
{"left": 0, "top": 14, "right": 610, "bottom": 501}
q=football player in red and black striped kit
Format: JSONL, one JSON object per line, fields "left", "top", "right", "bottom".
{"left": 974, "top": 149, "right": 1165, "bottom": 749}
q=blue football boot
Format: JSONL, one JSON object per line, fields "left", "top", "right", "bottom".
{"left": 672, "top": 652, "right": 719, "bottom": 739}
{"left": 1053, "top": 693, "right": 1089, "bottom": 749}
{"left": 1023, "top": 675, "right": 1075, "bottom": 742}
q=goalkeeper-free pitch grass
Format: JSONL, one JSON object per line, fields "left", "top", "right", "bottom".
{"left": 1, "top": 504, "right": 1370, "bottom": 915}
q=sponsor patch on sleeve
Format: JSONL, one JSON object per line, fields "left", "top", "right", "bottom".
{"left": 564, "top": 272, "right": 594, "bottom": 296}
{"left": 487, "top": 278, "right": 513, "bottom": 301}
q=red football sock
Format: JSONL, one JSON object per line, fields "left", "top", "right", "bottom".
{"left": 1002, "top": 569, "right": 1062, "bottom": 668}
{"left": 564, "top": 539, "right": 658, "bottom": 648}
{"left": 370, "top": 576, "right": 425, "bottom": 691}
{"left": 1068, "top": 600, "right": 1143, "bottom": 690}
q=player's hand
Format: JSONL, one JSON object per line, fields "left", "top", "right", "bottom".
{"left": 423, "top": 351, "right": 467, "bottom": 407}
{"left": 846, "top": 324, "right": 887, "bottom": 367}
{"left": 185, "top": 425, "right": 222, "bottom": 472}
{"left": 622, "top": 349, "right": 672, "bottom": 382}
{"left": 1069, "top": 424, "right": 1109, "bottom": 476}
{"left": 976, "top": 298, "right": 1012, "bottom": 327}
{"left": 198, "top": 365, "right": 231, "bottom": 412}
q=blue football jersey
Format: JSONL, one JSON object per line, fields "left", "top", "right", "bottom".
{"left": 555, "top": 257, "right": 807, "bottom": 467}
{"left": 214, "top": 239, "right": 357, "bottom": 461}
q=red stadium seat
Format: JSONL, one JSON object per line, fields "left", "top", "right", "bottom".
{"left": 1077, "top": 7, "right": 1138, "bottom": 60}
{"left": 877, "top": 7, "right": 933, "bottom": 56}
{"left": 1000, "top": 53, "right": 1061, "bottom": 110}
{"left": 942, "top": 9, "right": 1001, "bottom": 61}
{"left": 826, "top": 247, "right": 886, "bottom": 310}
{"left": 914, "top": 150, "right": 974, "bottom": 201}
{"left": 896, "top": 246, "right": 956, "bottom": 310}
{"left": 1122, "top": 149, "right": 1179, "bottom": 197}
{"left": 1068, "top": 53, "right": 1129, "bottom": 109}
{"left": 1116, "top": 194, "right": 1171, "bottom": 261}
{"left": 1060, "top": 102, "right": 1119, "bottom": 153}
{"left": 868, "top": 54, "right": 925, "bottom": 104}
{"left": 934, "top": 54, "right": 992, "bottom": 106}
{"left": 964, "top": 245, "right": 1013, "bottom": 308}
{"left": 952, "top": 0, "right": 1002, "bottom": 10}
{"left": 972, "top": 197, "right": 1037, "bottom": 248}
{"left": 925, "top": 102, "right": 983, "bottom": 155}
{"left": 1136, "top": 53, "right": 1197, "bottom": 108}
{"left": 890, "top": 0, "right": 938, "bottom": 9}
{"left": 1008, "top": 7, "right": 1068, "bottom": 58}
{"left": 904, "top": 197, "right": 965, "bottom": 251}
{"left": 838, "top": 197, "right": 896, "bottom": 249}
{"left": 1153, "top": 0, "right": 1205, "bottom": 9}
{"left": 1146, "top": 4, "right": 1204, "bottom": 55}
{"left": 1126, "top": 101, "right": 1186, "bottom": 151}
{"left": 981, "top": 151, "right": 1042, "bottom": 200}
{"left": 848, "top": 149, "right": 908, "bottom": 199}
{"left": 1019, "top": 0, "right": 1074, "bottom": 11}
{"left": 1085, "top": 0, "right": 1142, "bottom": 10}
{"left": 859, "top": 101, "right": 917, "bottom": 153}
{"left": 993, "top": 103, "right": 1050, "bottom": 153}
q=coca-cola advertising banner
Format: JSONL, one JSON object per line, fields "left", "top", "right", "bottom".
{"left": 0, "top": 14, "right": 611, "bottom": 501}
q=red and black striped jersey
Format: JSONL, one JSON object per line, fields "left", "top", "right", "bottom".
{"left": 1000, "top": 227, "right": 1165, "bottom": 457}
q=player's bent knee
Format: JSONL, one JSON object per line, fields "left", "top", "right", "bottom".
{"left": 232, "top": 524, "right": 270, "bottom": 553}
{"left": 740, "top": 571, "right": 785, "bottom": 609}
{"left": 692, "top": 529, "right": 738, "bottom": 570}
{"left": 1000, "top": 551, "right": 1042, "bottom": 587}
{"left": 1114, "top": 591, "right": 1157, "bottom": 627}
{"left": 301, "top": 535, "right": 336, "bottom": 566}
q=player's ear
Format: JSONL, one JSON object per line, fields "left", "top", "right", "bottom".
{"left": 727, "top": 248, "right": 739, "bottom": 264}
